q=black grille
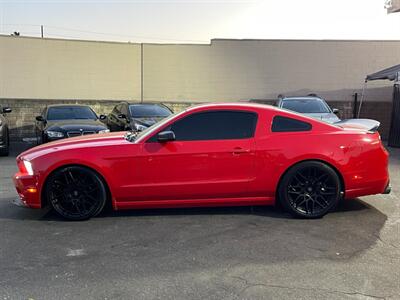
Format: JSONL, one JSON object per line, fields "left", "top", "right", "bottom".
{"left": 67, "top": 131, "right": 96, "bottom": 137}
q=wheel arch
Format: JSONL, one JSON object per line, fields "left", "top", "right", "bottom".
{"left": 41, "top": 163, "right": 113, "bottom": 209}
{"left": 275, "top": 158, "right": 345, "bottom": 202}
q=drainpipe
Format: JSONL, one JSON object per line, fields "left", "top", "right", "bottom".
{"left": 141, "top": 43, "right": 144, "bottom": 103}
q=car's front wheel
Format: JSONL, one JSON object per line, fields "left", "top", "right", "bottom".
{"left": 278, "top": 161, "right": 342, "bottom": 218}
{"left": 45, "top": 166, "right": 107, "bottom": 220}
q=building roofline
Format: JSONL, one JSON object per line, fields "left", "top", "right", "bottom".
{"left": 211, "top": 38, "right": 400, "bottom": 43}
{"left": 2, "top": 34, "right": 400, "bottom": 46}
{"left": 0, "top": 34, "right": 211, "bottom": 46}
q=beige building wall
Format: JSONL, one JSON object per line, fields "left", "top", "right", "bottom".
{"left": 143, "top": 39, "right": 400, "bottom": 103}
{"left": 1, "top": 35, "right": 400, "bottom": 103}
{"left": 0, "top": 35, "right": 141, "bottom": 100}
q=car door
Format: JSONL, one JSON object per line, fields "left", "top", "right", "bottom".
{"left": 120, "top": 104, "right": 130, "bottom": 130}
{"left": 130, "top": 110, "right": 258, "bottom": 201}
{"left": 35, "top": 107, "right": 47, "bottom": 143}
{"left": 108, "top": 104, "right": 123, "bottom": 131}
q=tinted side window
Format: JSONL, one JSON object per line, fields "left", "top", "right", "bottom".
{"left": 271, "top": 116, "right": 312, "bottom": 132}
{"left": 149, "top": 110, "right": 257, "bottom": 142}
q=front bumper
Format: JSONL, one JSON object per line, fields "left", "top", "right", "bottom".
{"left": 13, "top": 172, "right": 41, "bottom": 208}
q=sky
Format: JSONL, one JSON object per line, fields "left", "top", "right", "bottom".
{"left": 0, "top": 0, "right": 399, "bottom": 44}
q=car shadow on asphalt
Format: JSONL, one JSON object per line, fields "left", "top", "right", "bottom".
{"left": 1, "top": 197, "right": 388, "bottom": 264}
{"left": 0, "top": 197, "right": 376, "bottom": 222}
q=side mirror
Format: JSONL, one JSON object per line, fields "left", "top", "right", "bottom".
{"left": 332, "top": 108, "right": 339, "bottom": 115}
{"left": 157, "top": 130, "right": 175, "bottom": 142}
{"left": 118, "top": 114, "right": 127, "bottom": 119}
{"left": 36, "top": 116, "right": 44, "bottom": 122}
{"left": 2, "top": 107, "right": 11, "bottom": 114}
{"left": 99, "top": 114, "right": 107, "bottom": 120}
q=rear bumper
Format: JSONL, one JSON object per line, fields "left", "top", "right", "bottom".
{"left": 13, "top": 172, "right": 41, "bottom": 208}
{"left": 345, "top": 177, "right": 390, "bottom": 199}
{"left": 383, "top": 183, "right": 391, "bottom": 194}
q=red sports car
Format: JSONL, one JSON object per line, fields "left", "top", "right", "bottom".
{"left": 13, "top": 103, "right": 390, "bottom": 220}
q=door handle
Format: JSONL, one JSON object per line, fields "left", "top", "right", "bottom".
{"left": 232, "top": 147, "right": 251, "bottom": 154}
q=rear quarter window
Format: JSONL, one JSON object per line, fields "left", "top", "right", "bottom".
{"left": 271, "top": 116, "right": 312, "bottom": 132}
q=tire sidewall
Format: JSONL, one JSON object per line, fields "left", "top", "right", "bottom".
{"left": 279, "top": 161, "right": 341, "bottom": 219}
{"left": 46, "top": 166, "right": 107, "bottom": 221}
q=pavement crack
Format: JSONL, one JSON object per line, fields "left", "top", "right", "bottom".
{"left": 230, "top": 276, "right": 389, "bottom": 299}
{"left": 374, "top": 233, "right": 400, "bottom": 250}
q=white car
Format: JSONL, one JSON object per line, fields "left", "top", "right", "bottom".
{"left": 276, "top": 95, "right": 341, "bottom": 124}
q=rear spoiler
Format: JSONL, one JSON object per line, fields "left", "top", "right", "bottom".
{"left": 334, "top": 119, "right": 380, "bottom": 132}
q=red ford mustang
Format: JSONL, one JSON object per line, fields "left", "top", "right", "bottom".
{"left": 13, "top": 103, "right": 390, "bottom": 220}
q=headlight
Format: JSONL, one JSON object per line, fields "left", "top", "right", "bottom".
{"left": 134, "top": 123, "right": 148, "bottom": 131}
{"left": 23, "top": 160, "right": 34, "bottom": 175}
{"left": 46, "top": 131, "right": 64, "bottom": 138}
{"left": 98, "top": 129, "right": 110, "bottom": 134}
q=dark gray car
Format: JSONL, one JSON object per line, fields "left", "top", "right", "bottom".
{"left": 107, "top": 102, "right": 173, "bottom": 132}
{"left": 276, "top": 96, "right": 340, "bottom": 124}
{"left": 0, "top": 106, "right": 12, "bottom": 156}
{"left": 35, "top": 104, "right": 109, "bottom": 144}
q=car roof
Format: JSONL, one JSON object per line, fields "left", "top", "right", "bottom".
{"left": 187, "top": 102, "right": 281, "bottom": 112}
{"left": 47, "top": 104, "right": 91, "bottom": 108}
{"left": 115, "top": 101, "right": 165, "bottom": 105}
{"left": 186, "top": 102, "right": 337, "bottom": 127}
{"left": 280, "top": 96, "right": 324, "bottom": 101}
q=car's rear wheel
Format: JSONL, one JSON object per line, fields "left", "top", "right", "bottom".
{"left": 45, "top": 166, "right": 107, "bottom": 220}
{"left": 278, "top": 161, "right": 341, "bottom": 218}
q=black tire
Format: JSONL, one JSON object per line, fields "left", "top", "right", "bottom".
{"left": 0, "top": 129, "right": 9, "bottom": 156}
{"left": 45, "top": 166, "right": 107, "bottom": 221}
{"left": 278, "top": 161, "right": 342, "bottom": 219}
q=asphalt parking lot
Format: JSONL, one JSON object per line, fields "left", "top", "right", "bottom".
{"left": 0, "top": 144, "right": 399, "bottom": 300}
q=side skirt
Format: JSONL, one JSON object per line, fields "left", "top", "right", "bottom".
{"left": 114, "top": 197, "right": 275, "bottom": 210}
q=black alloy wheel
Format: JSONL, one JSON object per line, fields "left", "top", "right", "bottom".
{"left": 279, "top": 161, "right": 341, "bottom": 218}
{"left": 45, "top": 166, "right": 107, "bottom": 220}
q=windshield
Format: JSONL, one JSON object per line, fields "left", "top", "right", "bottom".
{"left": 129, "top": 109, "right": 188, "bottom": 143}
{"left": 47, "top": 106, "right": 97, "bottom": 120}
{"left": 281, "top": 99, "right": 331, "bottom": 113}
{"left": 129, "top": 104, "right": 171, "bottom": 118}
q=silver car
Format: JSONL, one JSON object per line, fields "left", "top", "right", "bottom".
{"left": 276, "top": 96, "right": 340, "bottom": 124}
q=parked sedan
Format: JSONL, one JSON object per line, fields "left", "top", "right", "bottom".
{"left": 35, "top": 104, "right": 109, "bottom": 143}
{"left": 14, "top": 103, "right": 390, "bottom": 221}
{"left": 107, "top": 102, "right": 172, "bottom": 132}
{"left": 0, "top": 106, "right": 12, "bottom": 156}
{"left": 276, "top": 95, "right": 340, "bottom": 123}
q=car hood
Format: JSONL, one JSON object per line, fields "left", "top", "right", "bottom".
{"left": 303, "top": 113, "right": 340, "bottom": 124}
{"left": 19, "top": 132, "right": 127, "bottom": 161}
{"left": 132, "top": 117, "right": 165, "bottom": 127}
{"left": 45, "top": 119, "right": 107, "bottom": 131}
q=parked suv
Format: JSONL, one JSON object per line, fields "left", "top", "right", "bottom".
{"left": 107, "top": 102, "right": 173, "bottom": 132}
{"left": 0, "top": 106, "right": 12, "bottom": 156}
{"left": 276, "top": 95, "right": 340, "bottom": 124}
